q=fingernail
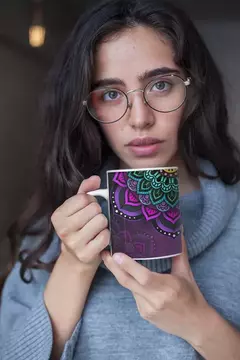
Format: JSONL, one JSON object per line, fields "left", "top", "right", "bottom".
{"left": 113, "top": 253, "right": 123, "bottom": 264}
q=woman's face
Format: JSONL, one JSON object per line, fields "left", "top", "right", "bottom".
{"left": 94, "top": 26, "right": 185, "bottom": 169}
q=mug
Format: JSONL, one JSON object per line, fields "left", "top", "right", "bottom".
{"left": 88, "top": 167, "right": 182, "bottom": 260}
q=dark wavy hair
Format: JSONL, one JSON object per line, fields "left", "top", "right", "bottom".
{"left": 3, "top": 0, "right": 240, "bottom": 287}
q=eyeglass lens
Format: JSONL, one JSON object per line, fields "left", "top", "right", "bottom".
{"left": 86, "top": 75, "right": 187, "bottom": 123}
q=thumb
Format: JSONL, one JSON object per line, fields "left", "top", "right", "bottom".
{"left": 171, "top": 232, "right": 193, "bottom": 280}
{"left": 77, "top": 175, "right": 101, "bottom": 194}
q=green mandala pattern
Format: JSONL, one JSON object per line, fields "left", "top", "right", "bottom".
{"left": 128, "top": 170, "right": 178, "bottom": 208}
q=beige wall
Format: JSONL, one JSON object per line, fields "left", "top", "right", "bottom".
{"left": 197, "top": 20, "right": 240, "bottom": 142}
{"left": 0, "top": 43, "right": 46, "bottom": 269}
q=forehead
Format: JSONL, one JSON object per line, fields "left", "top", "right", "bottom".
{"left": 94, "top": 26, "right": 179, "bottom": 82}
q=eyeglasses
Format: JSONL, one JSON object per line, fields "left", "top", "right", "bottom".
{"left": 83, "top": 74, "right": 191, "bottom": 124}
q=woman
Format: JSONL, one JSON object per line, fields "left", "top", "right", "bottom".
{"left": 1, "top": 0, "right": 240, "bottom": 359}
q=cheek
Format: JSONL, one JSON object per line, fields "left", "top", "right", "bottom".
{"left": 156, "top": 110, "right": 182, "bottom": 139}
{"left": 100, "top": 123, "right": 123, "bottom": 147}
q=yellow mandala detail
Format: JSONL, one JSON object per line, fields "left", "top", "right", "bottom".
{"left": 163, "top": 168, "right": 177, "bottom": 174}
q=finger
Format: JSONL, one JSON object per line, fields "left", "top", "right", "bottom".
{"left": 71, "top": 213, "right": 108, "bottom": 247}
{"left": 79, "top": 229, "right": 110, "bottom": 262}
{"left": 110, "top": 252, "right": 166, "bottom": 287}
{"left": 59, "top": 193, "right": 98, "bottom": 217}
{"left": 181, "top": 226, "right": 188, "bottom": 254}
{"left": 171, "top": 233, "right": 193, "bottom": 279}
{"left": 133, "top": 292, "right": 152, "bottom": 315}
{"left": 70, "top": 201, "right": 102, "bottom": 228}
{"left": 78, "top": 176, "right": 101, "bottom": 194}
{"left": 57, "top": 202, "right": 103, "bottom": 238}
{"left": 180, "top": 233, "right": 189, "bottom": 261}
{"left": 102, "top": 253, "right": 144, "bottom": 294}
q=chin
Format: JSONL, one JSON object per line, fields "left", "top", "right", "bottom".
{"left": 122, "top": 155, "right": 176, "bottom": 170}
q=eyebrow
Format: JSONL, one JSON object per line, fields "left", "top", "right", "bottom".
{"left": 93, "top": 67, "right": 181, "bottom": 89}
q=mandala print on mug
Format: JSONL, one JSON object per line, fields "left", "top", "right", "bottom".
{"left": 110, "top": 169, "right": 181, "bottom": 238}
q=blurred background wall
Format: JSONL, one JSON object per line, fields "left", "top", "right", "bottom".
{"left": 0, "top": 0, "right": 239, "bottom": 271}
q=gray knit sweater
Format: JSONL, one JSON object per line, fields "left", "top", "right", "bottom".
{"left": 1, "top": 160, "right": 240, "bottom": 359}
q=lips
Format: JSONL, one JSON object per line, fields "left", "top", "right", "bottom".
{"left": 127, "top": 137, "right": 163, "bottom": 146}
{"left": 126, "top": 137, "right": 164, "bottom": 157}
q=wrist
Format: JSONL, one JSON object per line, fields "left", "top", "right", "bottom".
{"left": 58, "top": 250, "right": 99, "bottom": 277}
{"left": 187, "top": 305, "right": 223, "bottom": 349}
{"left": 186, "top": 305, "right": 240, "bottom": 360}
{"left": 44, "top": 249, "right": 98, "bottom": 359}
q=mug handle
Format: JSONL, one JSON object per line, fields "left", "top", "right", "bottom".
{"left": 87, "top": 189, "right": 109, "bottom": 201}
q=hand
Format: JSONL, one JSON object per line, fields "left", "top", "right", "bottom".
{"left": 51, "top": 176, "right": 110, "bottom": 272}
{"left": 101, "top": 234, "right": 210, "bottom": 344}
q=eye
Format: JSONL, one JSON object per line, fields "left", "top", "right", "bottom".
{"left": 103, "top": 90, "right": 121, "bottom": 101}
{"left": 151, "top": 81, "right": 171, "bottom": 92}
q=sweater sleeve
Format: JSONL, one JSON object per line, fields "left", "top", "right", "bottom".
{"left": 0, "top": 246, "right": 82, "bottom": 360}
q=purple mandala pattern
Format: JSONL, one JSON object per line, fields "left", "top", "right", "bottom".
{"left": 110, "top": 169, "right": 181, "bottom": 238}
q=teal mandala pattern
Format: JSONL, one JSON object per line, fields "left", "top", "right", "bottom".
{"left": 111, "top": 169, "right": 181, "bottom": 238}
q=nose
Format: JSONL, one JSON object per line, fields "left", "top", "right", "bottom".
{"left": 127, "top": 90, "right": 155, "bottom": 130}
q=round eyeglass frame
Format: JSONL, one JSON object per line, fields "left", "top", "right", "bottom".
{"left": 83, "top": 74, "right": 191, "bottom": 124}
